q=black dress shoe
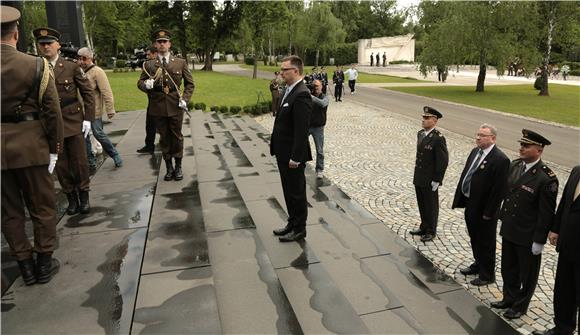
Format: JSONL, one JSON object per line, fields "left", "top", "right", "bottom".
{"left": 136, "top": 146, "right": 154, "bottom": 154}
{"left": 491, "top": 300, "right": 513, "bottom": 309}
{"left": 17, "top": 259, "right": 37, "bottom": 286}
{"left": 503, "top": 309, "right": 524, "bottom": 319}
{"left": 420, "top": 233, "right": 435, "bottom": 242}
{"left": 532, "top": 328, "right": 558, "bottom": 335}
{"left": 164, "top": 159, "right": 174, "bottom": 181}
{"left": 273, "top": 225, "right": 292, "bottom": 236}
{"left": 460, "top": 266, "right": 479, "bottom": 275}
{"left": 36, "top": 254, "right": 60, "bottom": 284}
{"left": 409, "top": 228, "right": 426, "bottom": 236}
{"left": 470, "top": 278, "right": 494, "bottom": 286}
{"left": 279, "top": 230, "right": 306, "bottom": 242}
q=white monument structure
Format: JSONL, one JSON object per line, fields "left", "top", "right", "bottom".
{"left": 357, "top": 34, "right": 415, "bottom": 65}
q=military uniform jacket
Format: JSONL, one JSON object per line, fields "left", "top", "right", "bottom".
{"left": 550, "top": 165, "right": 580, "bottom": 262}
{"left": 413, "top": 128, "right": 449, "bottom": 187}
{"left": 333, "top": 70, "right": 344, "bottom": 84}
{"left": 53, "top": 56, "right": 95, "bottom": 138}
{"left": 137, "top": 56, "right": 194, "bottom": 117}
{"left": 500, "top": 159, "right": 558, "bottom": 247}
{"left": 1, "top": 44, "right": 63, "bottom": 170}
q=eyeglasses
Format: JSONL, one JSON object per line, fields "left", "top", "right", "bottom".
{"left": 280, "top": 67, "right": 296, "bottom": 72}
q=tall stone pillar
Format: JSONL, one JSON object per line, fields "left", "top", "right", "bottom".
{"left": 45, "top": 1, "right": 85, "bottom": 47}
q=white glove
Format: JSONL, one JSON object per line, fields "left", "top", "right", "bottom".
{"left": 82, "top": 121, "right": 91, "bottom": 138}
{"left": 531, "top": 242, "right": 544, "bottom": 255}
{"left": 145, "top": 79, "right": 154, "bottom": 90}
{"left": 48, "top": 153, "right": 58, "bottom": 174}
{"left": 431, "top": 181, "right": 440, "bottom": 191}
{"left": 179, "top": 99, "right": 187, "bottom": 110}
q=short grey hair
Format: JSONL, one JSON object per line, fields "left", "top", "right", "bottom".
{"left": 77, "top": 47, "right": 94, "bottom": 59}
{"left": 480, "top": 123, "right": 497, "bottom": 136}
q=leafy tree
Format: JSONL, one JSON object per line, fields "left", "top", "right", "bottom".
{"left": 21, "top": 0, "right": 47, "bottom": 53}
{"left": 296, "top": 3, "right": 345, "bottom": 66}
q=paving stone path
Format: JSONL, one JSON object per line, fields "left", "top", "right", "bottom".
{"left": 255, "top": 100, "right": 572, "bottom": 335}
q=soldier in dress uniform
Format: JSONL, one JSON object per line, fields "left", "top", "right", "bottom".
{"left": 332, "top": 65, "right": 344, "bottom": 102}
{"left": 137, "top": 29, "right": 194, "bottom": 181}
{"left": 270, "top": 71, "right": 281, "bottom": 116}
{"left": 409, "top": 106, "right": 449, "bottom": 242}
{"left": 34, "top": 27, "right": 95, "bottom": 215}
{"left": 491, "top": 129, "right": 558, "bottom": 320}
{"left": 1, "top": 6, "right": 64, "bottom": 285}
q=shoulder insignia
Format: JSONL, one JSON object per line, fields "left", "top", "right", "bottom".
{"left": 541, "top": 165, "right": 557, "bottom": 178}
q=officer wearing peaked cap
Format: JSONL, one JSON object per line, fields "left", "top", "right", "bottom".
{"left": 410, "top": 106, "right": 449, "bottom": 242}
{"left": 1, "top": 5, "right": 64, "bottom": 285}
{"left": 34, "top": 26, "right": 96, "bottom": 216}
{"left": 138, "top": 28, "right": 194, "bottom": 182}
{"left": 492, "top": 129, "right": 559, "bottom": 320}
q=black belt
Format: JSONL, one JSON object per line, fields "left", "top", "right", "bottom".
{"left": 1, "top": 112, "right": 40, "bottom": 123}
{"left": 152, "top": 86, "right": 176, "bottom": 93}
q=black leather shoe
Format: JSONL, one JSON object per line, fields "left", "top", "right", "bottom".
{"left": 173, "top": 157, "right": 183, "bottom": 181}
{"left": 532, "top": 328, "right": 558, "bottom": 335}
{"left": 17, "top": 259, "right": 36, "bottom": 286}
{"left": 470, "top": 278, "right": 494, "bottom": 286}
{"left": 65, "top": 191, "right": 79, "bottom": 215}
{"left": 279, "top": 230, "right": 306, "bottom": 242}
{"left": 503, "top": 309, "right": 524, "bottom": 319}
{"left": 490, "top": 300, "right": 513, "bottom": 309}
{"left": 273, "top": 225, "right": 292, "bottom": 236}
{"left": 164, "top": 159, "right": 174, "bottom": 181}
{"left": 409, "top": 228, "right": 426, "bottom": 236}
{"left": 36, "top": 254, "right": 60, "bottom": 284}
{"left": 420, "top": 233, "right": 435, "bottom": 242}
{"left": 460, "top": 266, "right": 478, "bottom": 275}
{"left": 136, "top": 146, "right": 154, "bottom": 154}
{"left": 79, "top": 190, "right": 90, "bottom": 214}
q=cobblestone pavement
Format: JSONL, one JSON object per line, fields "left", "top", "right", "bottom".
{"left": 255, "top": 100, "right": 573, "bottom": 335}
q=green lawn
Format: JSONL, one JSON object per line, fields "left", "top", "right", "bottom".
{"left": 240, "top": 63, "right": 422, "bottom": 83}
{"left": 386, "top": 84, "right": 580, "bottom": 126}
{"left": 107, "top": 70, "right": 272, "bottom": 112}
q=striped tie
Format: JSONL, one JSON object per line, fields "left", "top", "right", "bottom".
{"left": 461, "top": 149, "right": 484, "bottom": 197}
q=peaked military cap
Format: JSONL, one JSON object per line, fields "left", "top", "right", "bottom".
{"left": 423, "top": 106, "right": 443, "bottom": 119}
{"left": 518, "top": 129, "right": 551, "bottom": 147}
{"left": 152, "top": 29, "right": 171, "bottom": 41}
{"left": 1, "top": 5, "right": 20, "bottom": 25}
{"left": 33, "top": 27, "right": 60, "bottom": 43}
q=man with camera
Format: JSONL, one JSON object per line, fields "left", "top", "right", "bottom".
{"left": 35, "top": 27, "right": 95, "bottom": 215}
{"left": 309, "top": 79, "right": 329, "bottom": 179}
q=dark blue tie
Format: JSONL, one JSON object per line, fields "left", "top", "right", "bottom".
{"left": 462, "top": 149, "right": 484, "bottom": 196}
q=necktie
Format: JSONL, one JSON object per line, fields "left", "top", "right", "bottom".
{"left": 280, "top": 88, "right": 289, "bottom": 106}
{"left": 461, "top": 149, "right": 484, "bottom": 196}
{"left": 162, "top": 57, "right": 167, "bottom": 67}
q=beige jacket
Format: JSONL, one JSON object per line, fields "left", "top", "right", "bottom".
{"left": 85, "top": 64, "right": 115, "bottom": 118}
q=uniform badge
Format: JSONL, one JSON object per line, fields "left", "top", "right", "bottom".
{"left": 40, "top": 29, "right": 48, "bottom": 36}
{"left": 159, "top": 31, "right": 166, "bottom": 37}
{"left": 521, "top": 185, "right": 535, "bottom": 194}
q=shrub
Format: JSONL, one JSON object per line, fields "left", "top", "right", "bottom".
{"left": 243, "top": 105, "right": 254, "bottom": 114}
{"left": 187, "top": 101, "right": 194, "bottom": 110}
{"left": 230, "top": 106, "right": 241, "bottom": 114}
{"left": 219, "top": 105, "right": 229, "bottom": 113}
{"left": 534, "top": 77, "right": 543, "bottom": 90}
{"left": 568, "top": 69, "right": 580, "bottom": 76}
{"left": 330, "top": 42, "right": 358, "bottom": 66}
{"left": 390, "top": 60, "right": 414, "bottom": 65}
{"left": 115, "top": 59, "right": 126, "bottom": 68}
{"left": 194, "top": 102, "right": 206, "bottom": 111}
{"left": 210, "top": 105, "right": 218, "bottom": 112}
{"left": 244, "top": 57, "right": 255, "bottom": 66}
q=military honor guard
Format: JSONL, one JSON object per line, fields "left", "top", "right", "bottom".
{"left": 452, "top": 124, "right": 510, "bottom": 286}
{"left": 34, "top": 27, "right": 96, "bottom": 215}
{"left": 2, "top": 6, "right": 64, "bottom": 284}
{"left": 138, "top": 29, "right": 194, "bottom": 182}
{"left": 332, "top": 65, "right": 344, "bottom": 102}
{"left": 410, "top": 106, "right": 449, "bottom": 242}
{"left": 492, "top": 129, "right": 558, "bottom": 320}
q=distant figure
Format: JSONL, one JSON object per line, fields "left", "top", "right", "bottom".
{"left": 270, "top": 71, "right": 281, "bottom": 116}
{"left": 561, "top": 64, "right": 570, "bottom": 81}
{"left": 332, "top": 65, "right": 344, "bottom": 102}
{"left": 344, "top": 64, "right": 358, "bottom": 95}
{"left": 382, "top": 52, "right": 387, "bottom": 67}
{"left": 376, "top": 52, "right": 379, "bottom": 67}
{"left": 370, "top": 52, "right": 374, "bottom": 67}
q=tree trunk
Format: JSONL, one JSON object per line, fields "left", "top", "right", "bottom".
{"left": 476, "top": 52, "right": 487, "bottom": 92}
{"left": 539, "top": 5, "right": 556, "bottom": 97}
{"left": 202, "top": 48, "right": 214, "bottom": 71}
{"left": 315, "top": 49, "right": 320, "bottom": 67}
{"left": 253, "top": 60, "right": 258, "bottom": 79}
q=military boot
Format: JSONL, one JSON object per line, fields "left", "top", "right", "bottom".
{"left": 36, "top": 253, "right": 60, "bottom": 284}
{"left": 17, "top": 258, "right": 37, "bottom": 286}
{"left": 174, "top": 157, "right": 183, "bottom": 181}
{"left": 65, "top": 191, "right": 79, "bottom": 215}
{"left": 164, "top": 159, "right": 174, "bottom": 181}
{"left": 79, "top": 190, "right": 90, "bottom": 214}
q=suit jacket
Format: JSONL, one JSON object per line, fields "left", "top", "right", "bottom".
{"left": 333, "top": 70, "right": 344, "bottom": 84}
{"left": 413, "top": 128, "right": 449, "bottom": 187}
{"left": 1, "top": 44, "right": 63, "bottom": 170}
{"left": 137, "top": 55, "right": 194, "bottom": 117}
{"left": 269, "top": 80, "right": 312, "bottom": 163}
{"left": 500, "top": 159, "right": 558, "bottom": 247}
{"left": 550, "top": 165, "right": 580, "bottom": 262}
{"left": 452, "top": 145, "right": 510, "bottom": 219}
{"left": 53, "top": 56, "right": 95, "bottom": 138}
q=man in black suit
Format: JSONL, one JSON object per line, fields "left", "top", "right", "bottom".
{"left": 270, "top": 55, "right": 313, "bottom": 242}
{"left": 409, "top": 106, "right": 449, "bottom": 242}
{"left": 533, "top": 165, "right": 580, "bottom": 335}
{"left": 491, "top": 129, "right": 558, "bottom": 320}
{"left": 332, "top": 65, "right": 344, "bottom": 102}
{"left": 452, "top": 124, "right": 510, "bottom": 286}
